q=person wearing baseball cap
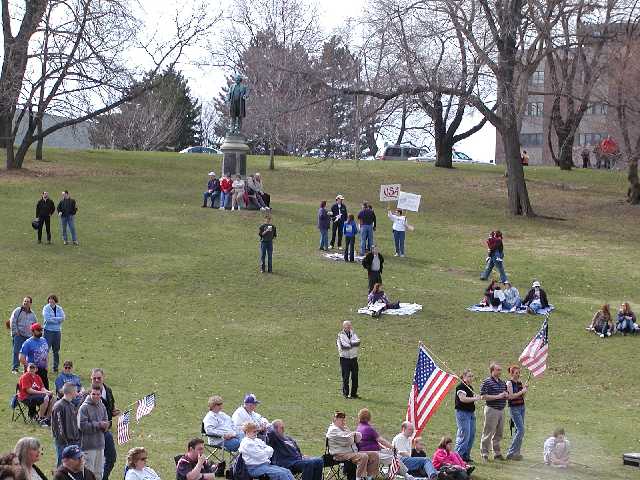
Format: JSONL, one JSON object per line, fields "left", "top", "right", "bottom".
{"left": 19, "top": 322, "right": 50, "bottom": 388}
{"left": 17, "top": 362, "right": 54, "bottom": 425}
{"left": 522, "top": 280, "right": 550, "bottom": 314}
{"left": 53, "top": 445, "right": 97, "bottom": 480}
{"left": 329, "top": 195, "right": 347, "bottom": 250}
{"left": 202, "top": 172, "right": 220, "bottom": 208}
{"left": 232, "top": 394, "right": 270, "bottom": 435}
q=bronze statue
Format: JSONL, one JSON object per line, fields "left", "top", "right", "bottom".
{"left": 227, "top": 74, "right": 248, "bottom": 134}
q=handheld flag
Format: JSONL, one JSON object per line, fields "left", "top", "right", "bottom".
{"left": 136, "top": 393, "right": 156, "bottom": 422}
{"left": 519, "top": 318, "right": 549, "bottom": 377}
{"left": 117, "top": 410, "right": 131, "bottom": 445}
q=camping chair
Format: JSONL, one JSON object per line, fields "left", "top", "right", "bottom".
{"left": 10, "top": 384, "right": 30, "bottom": 423}
{"left": 322, "top": 439, "right": 355, "bottom": 480}
{"left": 201, "top": 421, "right": 239, "bottom": 476}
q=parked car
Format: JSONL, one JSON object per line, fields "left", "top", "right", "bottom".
{"left": 409, "top": 149, "right": 495, "bottom": 164}
{"left": 375, "top": 145, "right": 423, "bottom": 161}
{"left": 179, "top": 146, "right": 222, "bottom": 154}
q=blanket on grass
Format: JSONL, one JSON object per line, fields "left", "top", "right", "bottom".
{"left": 358, "top": 303, "right": 423, "bottom": 316}
{"left": 466, "top": 304, "right": 555, "bottom": 315}
{"left": 323, "top": 252, "right": 364, "bottom": 263}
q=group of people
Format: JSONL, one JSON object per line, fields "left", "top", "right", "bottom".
{"left": 33, "top": 191, "right": 79, "bottom": 245}
{"left": 480, "top": 280, "right": 551, "bottom": 314}
{"left": 202, "top": 172, "right": 271, "bottom": 211}
{"left": 586, "top": 302, "right": 638, "bottom": 338}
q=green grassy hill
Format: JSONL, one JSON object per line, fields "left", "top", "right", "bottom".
{"left": 0, "top": 150, "right": 638, "bottom": 480}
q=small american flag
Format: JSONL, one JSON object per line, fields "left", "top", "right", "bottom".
{"left": 387, "top": 449, "right": 401, "bottom": 480}
{"left": 136, "top": 393, "right": 156, "bottom": 422}
{"left": 519, "top": 318, "right": 549, "bottom": 377}
{"left": 406, "top": 344, "right": 457, "bottom": 435}
{"left": 117, "top": 410, "right": 131, "bottom": 445}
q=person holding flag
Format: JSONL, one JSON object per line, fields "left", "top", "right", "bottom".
{"left": 505, "top": 366, "right": 527, "bottom": 461}
{"left": 453, "top": 370, "right": 480, "bottom": 463}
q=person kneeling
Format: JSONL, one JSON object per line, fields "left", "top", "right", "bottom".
{"left": 431, "top": 437, "right": 474, "bottom": 480}
{"left": 543, "top": 428, "right": 570, "bottom": 468}
{"left": 239, "top": 422, "right": 294, "bottom": 480}
{"left": 267, "top": 420, "right": 323, "bottom": 480}
{"left": 367, "top": 283, "right": 400, "bottom": 317}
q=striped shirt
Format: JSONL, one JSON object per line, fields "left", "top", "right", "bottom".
{"left": 480, "top": 376, "right": 507, "bottom": 410}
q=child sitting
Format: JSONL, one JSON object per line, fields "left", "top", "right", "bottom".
{"left": 543, "top": 428, "right": 570, "bottom": 468}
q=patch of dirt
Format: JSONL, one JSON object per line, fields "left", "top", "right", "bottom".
{"left": 0, "top": 161, "right": 130, "bottom": 182}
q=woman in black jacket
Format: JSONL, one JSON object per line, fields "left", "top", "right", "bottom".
{"left": 362, "top": 245, "right": 384, "bottom": 292}
{"left": 522, "top": 281, "right": 549, "bottom": 314}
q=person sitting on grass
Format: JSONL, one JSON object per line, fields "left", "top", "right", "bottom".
{"left": 617, "top": 302, "right": 638, "bottom": 335}
{"left": 239, "top": 422, "right": 295, "bottom": 480}
{"left": 523, "top": 281, "right": 550, "bottom": 314}
{"left": 587, "top": 304, "right": 614, "bottom": 338}
{"left": 543, "top": 428, "right": 570, "bottom": 468}
{"left": 502, "top": 281, "right": 521, "bottom": 311}
{"left": 480, "top": 280, "right": 502, "bottom": 309}
{"left": 431, "top": 437, "right": 474, "bottom": 479}
{"left": 367, "top": 283, "right": 400, "bottom": 317}
{"left": 392, "top": 422, "right": 438, "bottom": 480}
{"left": 411, "top": 437, "right": 427, "bottom": 458}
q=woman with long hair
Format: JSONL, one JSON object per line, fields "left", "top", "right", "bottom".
{"left": 617, "top": 302, "right": 637, "bottom": 335}
{"left": 587, "top": 304, "right": 614, "bottom": 338}
{"left": 14, "top": 438, "right": 46, "bottom": 480}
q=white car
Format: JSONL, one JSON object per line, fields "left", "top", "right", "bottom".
{"left": 409, "top": 150, "right": 494, "bottom": 164}
{"left": 179, "top": 146, "right": 222, "bottom": 154}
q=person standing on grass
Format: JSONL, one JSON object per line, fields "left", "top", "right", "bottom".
{"left": 19, "top": 323, "right": 50, "bottom": 389}
{"left": 479, "top": 362, "right": 508, "bottom": 462}
{"left": 318, "top": 201, "right": 331, "bottom": 251}
{"left": 330, "top": 195, "right": 347, "bottom": 250}
{"left": 342, "top": 214, "right": 358, "bottom": 262}
{"left": 505, "top": 365, "right": 527, "bottom": 461}
{"left": 258, "top": 214, "right": 277, "bottom": 273}
{"left": 231, "top": 175, "right": 245, "bottom": 210}
{"left": 9, "top": 296, "right": 37, "bottom": 374}
{"left": 42, "top": 294, "right": 65, "bottom": 373}
{"left": 454, "top": 369, "right": 480, "bottom": 463}
{"left": 202, "top": 172, "right": 220, "bottom": 208}
{"left": 362, "top": 246, "right": 384, "bottom": 293}
{"left": 337, "top": 321, "right": 360, "bottom": 399}
{"left": 35, "top": 191, "right": 56, "bottom": 244}
{"left": 480, "top": 231, "right": 507, "bottom": 283}
{"left": 387, "top": 207, "right": 408, "bottom": 257}
{"left": 357, "top": 203, "right": 376, "bottom": 256}
{"left": 57, "top": 190, "right": 78, "bottom": 245}
{"left": 89, "top": 368, "right": 120, "bottom": 480}
{"left": 51, "top": 382, "right": 80, "bottom": 466}
{"left": 78, "top": 384, "right": 109, "bottom": 480}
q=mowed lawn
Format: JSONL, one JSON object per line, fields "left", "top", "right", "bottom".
{"left": 0, "top": 149, "right": 639, "bottom": 480}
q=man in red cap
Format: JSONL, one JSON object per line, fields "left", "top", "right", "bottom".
{"left": 19, "top": 322, "right": 51, "bottom": 388}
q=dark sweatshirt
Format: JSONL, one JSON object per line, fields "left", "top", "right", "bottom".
{"left": 36, "top": 198, "right": 56, "bottom": 218}
{"left": 52, "top": 397, "right": 80, "bottom": 445}
{"left": 57, "top": 198, "right": 78, "bottom": 217}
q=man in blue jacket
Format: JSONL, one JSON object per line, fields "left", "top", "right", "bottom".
{"left": 266, "top": 420, "right": 323, "bottom": 480}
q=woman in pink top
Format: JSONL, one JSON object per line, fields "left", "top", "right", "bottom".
{"left": 432, "top": 437, "right": 474, "bottom": 478}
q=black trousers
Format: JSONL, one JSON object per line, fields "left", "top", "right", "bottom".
{"left": 368, "top": 271, "right": 382, "bottom": 293}
{"left": 343, "top": 236, "right": 355, "bottom": 261}
{"left": 340, "top": 357, "right": 358, "bottom": 397}
{"left": 37, "top": 215, "right": 51, "bottom": 242}
{"left": 330, "top": 220, "right": 344, "bottom": 247}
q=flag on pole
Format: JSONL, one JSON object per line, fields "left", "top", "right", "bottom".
{"left": 406, "top": 344, "right": 457, "bottom": 434}
{"left": 387, "top": 449, "right": 401, "bottom": 480}
{"left": 136, "top": 393, "right": 156, "bottom": 422}
{"left": 117, "top": 410, "right": 131, "bottom": 445}
{"left": 519, "top": 318, "right": 549, "bottom": 377}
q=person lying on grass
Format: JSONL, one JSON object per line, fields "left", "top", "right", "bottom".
{"left": 367, "top": 283, "right": 400, "bottom": 317}
{"left": 586, "top": 304, "right": 614, "bottom": 338}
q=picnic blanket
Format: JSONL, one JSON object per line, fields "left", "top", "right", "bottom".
{"left": 323, "top": 252, "right": 364, "bottom": 263}
{"left": 358, "top": 303, "right": 423, "bottom": 316}
{"left": 466, "top": 304, "right": 555, "bottom": 315}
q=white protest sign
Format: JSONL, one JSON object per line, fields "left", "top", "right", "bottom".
{"left": 397, "top": 191, "right": 421, "bottom": 212}
{"left": 380, "top": 184, "right": 401, "bottom": 202}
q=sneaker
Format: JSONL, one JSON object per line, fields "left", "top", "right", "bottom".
{"left": 328, "top": 245, "right": 334, "bottom": 249}
{"left": 219, "top": 207, "right": 225, "bottom": 210}
{"left": 400, "top": 254, "right": 405, "bottom": 257}
{"left": 64, "top": 241, "right": 69, "bottom": 245}
{"left": 394, "top": 253, "right": 399, "bottom": 257}
{"left": 349, "top": 394, "right": 360, "bottom": 399}
{"left": 606, "top": 331, "right": 612, "bottom": 337}
{"left": 599, "top": 333, "right": 605, "bottom": 338}
{"left": 11, "top": 369, "right": 18, "bottom": 375}
{"left": 73, "top": 241, "right": 79, "bottom": 245}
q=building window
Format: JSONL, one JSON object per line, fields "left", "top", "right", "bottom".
{"left": 524, "top": 102, "right": 544, "bottom": 116}
{"left": 520, "top": 133, "right": 543, "bottom": 146}
{"left": 585, "top": 102, "right": 608, "bottom": 116}
{"left": 529, "top": 71, "right": 545, "bottom": 85}
{"left": 578, "top": 133, "right": 605, "bottom": 146}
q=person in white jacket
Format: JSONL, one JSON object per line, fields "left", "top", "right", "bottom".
{"left": 232, "top": 394, "right": 269, "bottom": 435}
{"left": 337, "top": 321, "right": 360, "bottom": 399}
{"left": 239, "top": 422, "right": 294, "bottom": 480}
{"left": 203, "top": 395, "right": 243, "bottom": 451}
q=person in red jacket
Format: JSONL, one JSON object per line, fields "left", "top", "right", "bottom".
{"left": 18, "top": 362, "right": 54, "bottom": 423}
{"left": 219, "top": 173, "right": 233, "bottom": 210}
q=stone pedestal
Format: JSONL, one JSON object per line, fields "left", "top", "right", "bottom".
{"left": 220, "top": 134, "right": 249, "bottom": 177}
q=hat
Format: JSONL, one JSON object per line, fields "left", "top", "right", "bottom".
{"left": 336, "top": 194, "right": 344, "bottom": 200}
{"left": 61, "top": 445, "right": 84, "bottom": 460}
{"left": 503, "top": 280, "right": 511, "bottom": 286}
{"left": 30, "top": 322, "right": 42, "bottom": 331}
{"left": 243, "top": 393, "right": 261, "bottom": 404}
{"left": 532, "top": 281, "right": 541, "bottom": 288}
{"left": 208, "top": 171, "right": 216, "bottom": 176}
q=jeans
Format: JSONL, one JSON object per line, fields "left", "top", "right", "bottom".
{"left": 340, "top": 357, "right": 358, "bottom": 397}
{"left": 401, "top": 456, "right": 437, "bottom": 477}
{"left": 246, "top": 463, "right": 295, "bottom": 480}
{"left": 502, "top": 298, "right": 522, "bottom": 310}
{"left": 319, "top": 229, "right": 329, "bottom": 249}
{"left": 360, "top": 224, "right": 374, "bottom": 255}
{"left": 260, "top": 241, "right": 273, "bottom": 272}
{"left": 37, "top": 215, "right": 52, "bottom": 242}
{"left": 344, "top": 236, "right": 355, "bottom": 261}
{"left": 44, "top": 330, "right": 62, "bottom": 371}
{"left": 103, "top": 431, "right": 116, "bottom": 480}
{"left": 617, "top": 319, "right": 636, "bottom": 334}
{"left": 330, "top": 221, "right": 344, "bottom": 247}
{"left": 393, "top": 230, "right": 405, "bottom": 255}
{"left": 528, "top": 300, "right": 543, "bottom": 313}
{"left": 60, "top": 215, "right": 77, "bottom": 242}
{"left": 507, "top": 405, "right": 525, "bottom": 457}
{"left": 203, "top": 191, "right": 220, "bottom": 207}
{"left": 287, "top": 458, "right": 324, "bottom": 480}
{"left": 220, "top": 191, "right": 230, "bottom": 209}
{"left": 223, "top": 437, "right": 241, "bottom": 452}
{"left": 480, "top": 254, "right": 507, "bottom": 283}
{"left": 455, "top": 409, "right": 476, "bottom": 461}
{"left": 12, "top": 334, "right": 28, "bottom": 370}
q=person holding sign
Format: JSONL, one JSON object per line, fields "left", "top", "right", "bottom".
{"left": 387, "top": 207, "right": 411, "bottom": 257}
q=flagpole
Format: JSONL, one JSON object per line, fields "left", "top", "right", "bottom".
{"left": 419, "top": 341, "right": 460, "bottom": 380}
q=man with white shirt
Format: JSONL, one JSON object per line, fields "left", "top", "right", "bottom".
{"left": 391, "top": 422, "right": 438, "bottom": 479}
{"left": 337, "top": 321, "right": 360, "bottom": 399}
{"left": 203, "top": 395, "right": 243, "bottom": 451}
{"left": 232, "top": 394, "right": 269, "bottom": 435}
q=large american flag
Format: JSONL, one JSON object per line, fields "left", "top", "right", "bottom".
{"left": 136, "top": 393, "right": 156, "bottom": 422}
{"left": 117, "top": 410, "right": 131, "bottom": 445}
{"left": 519, "top": 318, "right": 549, "bottom": 377}
{"left": 406, "top": 345, "right": 457, "bottom": 434}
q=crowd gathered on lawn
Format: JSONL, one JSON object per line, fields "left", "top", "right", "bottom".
{"left": 7, "top": 175, "right": 637, "bottom": 480}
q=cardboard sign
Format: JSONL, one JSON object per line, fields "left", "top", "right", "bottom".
{"left": 397, "top": 191, "right": 421, "bottom": 212}
{"left": 380, "top": 184, "right": 401, "bottom": 202}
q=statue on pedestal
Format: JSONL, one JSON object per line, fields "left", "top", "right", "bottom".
{"left": 227, "top": 74, "right": 248, "bottom": 134}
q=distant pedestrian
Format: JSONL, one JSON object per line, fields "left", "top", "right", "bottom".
{"left": 480, "top": 230, "right": 508, "bottom": 283}
{"left": 35, "top": 191, "right": 55, "bottom": 244}
{"left": 454, "top": 369, "right": 480, "bottom": 463}
{"left": 505, "top": 365, "right": 527, "bottom": 461}
{"left": 387, "top": 206, "right": 409, "bottom": 257}
{"left": 42, "top": 295, "right": 65, "bottom": 373}
{"left": 330, "top": 195, "right": 347, "bottom": 250}
{"left": 581, "top": 148, "right": 590, "bottom": 169}
{"left": 258, "top": 214, "right": 277, "bottom": 273}
{"left": 19, "top": 323, "right": 50, "bottom": 389}
{"left": 520, "top": 150, "right": 529, "bottom": 166}
{"left": 362, "top": 245, "right": 384, "bottom": 292}
{"left": 57, "top": 190, "right": 78, "bottom": 245}
{"left": 342, "top": 214, "right": 358, "bottom": 262}
{"left": 317, "top": 201, "right": 330, "bottom": 251}
{"left": 9, "top": 297, "right": 37, "bottom": 374}
{"left": 337, "top": 321, "right": 360, "bottom": 399}
{"left": 51, "top": 382, "right": 80, "bottom": 465}
{"left": 479, "top": 362, "right": 508, "bottom": 461}
{"left": 357, "top": 202, "right": 376, "bottom": 255}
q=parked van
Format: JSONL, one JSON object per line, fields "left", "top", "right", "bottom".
{"left": 375, "top": 145, "right": 422, "bottom": 161}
